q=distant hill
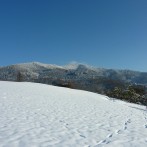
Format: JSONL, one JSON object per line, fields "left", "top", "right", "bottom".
{"left": 0, "top": 62, "right": 147, "bottom": 95}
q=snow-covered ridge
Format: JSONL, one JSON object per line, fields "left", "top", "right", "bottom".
{"left": 8, "top": 61, "right": 145, "bottom": 72}
{"left": 12, "top": 62, "right": 64, "bottom": 70}
{"left": 0, "top": 61, "right": 144, "bottom": 73}
{"left": 63, "top": 62, "right": 98, "bottom": 70}
{"left": 11, "top": 62, "right": 100, "bottom": 71}
{"left": 0, "top": 81, "right": 147, "bottom": 147}
{"left": 0, "top": 62, "right": 147, "bottom": 87}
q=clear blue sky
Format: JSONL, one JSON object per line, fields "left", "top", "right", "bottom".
{"left": 0, "top": 0, "right": 147, "bottom": 71}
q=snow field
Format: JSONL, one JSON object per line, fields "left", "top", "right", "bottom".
{"left": 0, "top": 81, "right": 147, "bottom": 147}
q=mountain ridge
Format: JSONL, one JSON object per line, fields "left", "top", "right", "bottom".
{"left": 0, "top": 61, "right": 146, "bottom": 73}
{"left": 0, "top": 62, "right": 147, "bottom": 94}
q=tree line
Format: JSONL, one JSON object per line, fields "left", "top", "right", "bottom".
{"left": 107, "top": 85, "right": 147, "bottom": 106}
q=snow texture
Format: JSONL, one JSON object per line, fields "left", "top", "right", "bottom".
{"left": 0, "top": 81, "right": 147, "bottom": 147}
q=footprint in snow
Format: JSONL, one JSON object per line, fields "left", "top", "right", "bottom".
{"left": 79, "top": 134, "right": 86, "bottom": 138}
{"left": 115, "top": 129, "right": 123, "bottom": 134}
{"left": 97, "top": 139, "right": 107, "bottom": 144}
{"left": 127, "top": 119, "right": 131, "bottom": 123}
{"left": 97, "top": 139, "right": 110, "bottom": 145}
{"left": 124, "top": 119, "right": 131, "bottom": 130}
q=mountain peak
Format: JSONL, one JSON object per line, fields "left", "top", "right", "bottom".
{"left": 64, "top": 62, "right": 95, "bottom": 70}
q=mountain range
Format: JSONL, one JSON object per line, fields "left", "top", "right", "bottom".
{"left": 0, "top": 62, "right": 147, "bottom": 94}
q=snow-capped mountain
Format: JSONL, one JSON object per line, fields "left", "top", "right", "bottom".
{"left": 0, "top": 81, "right": 147, "bottom": 147}
{"left": 0, "top": 62, "right": 147, "bottom": 94}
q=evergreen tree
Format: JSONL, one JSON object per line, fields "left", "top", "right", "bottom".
{"left": 17, "top": 72, "right": 23, "bottom": 82}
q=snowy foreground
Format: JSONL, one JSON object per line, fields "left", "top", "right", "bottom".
{"left": 0, "top": 82, "right": 147, "bottom": 147}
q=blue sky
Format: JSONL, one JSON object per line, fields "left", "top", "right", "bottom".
{"left": 0, "top": 0, "right": 147, "bottom": 71}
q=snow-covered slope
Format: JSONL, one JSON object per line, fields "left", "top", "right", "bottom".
{"left": 0, "top": 81, "right": 147, "bottom": 147}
